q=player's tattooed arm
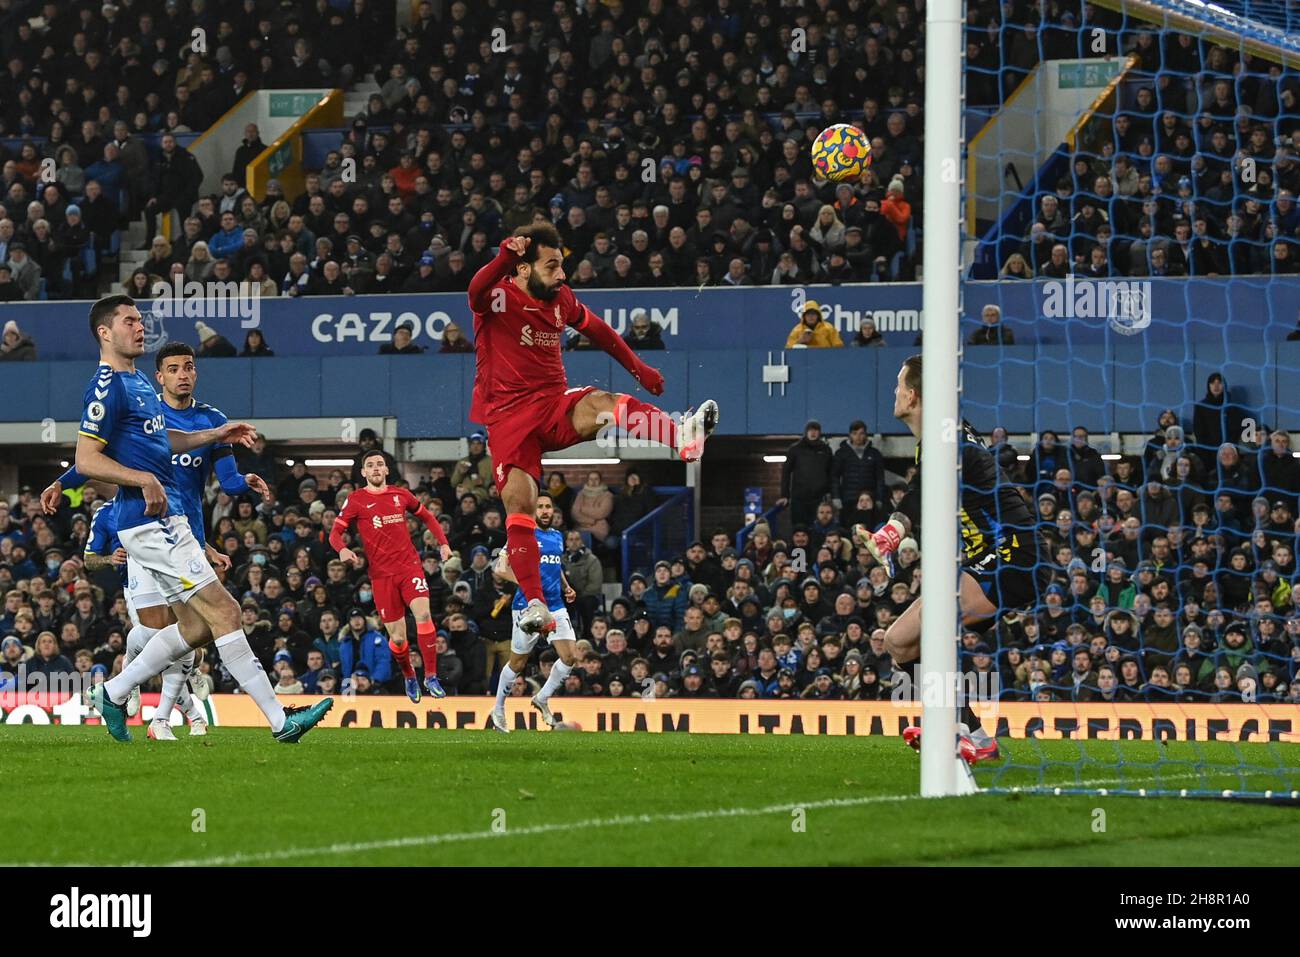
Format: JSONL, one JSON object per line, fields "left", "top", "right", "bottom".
{"left": 83, "top": 547, "right": 127, "bottom": 571}
{"left": 75, "top": 435, "right": 168, "bottom": 516}
{"left": 561, "top": 571, "right": 576, "bottom": 605}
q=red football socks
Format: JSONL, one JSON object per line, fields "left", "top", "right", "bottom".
{"left": 505, "top": 512, "right": 544, "bottom": 603}
{"left": 615, "top": 394, "right": 677, "bottom": 449}
{"left": 389, "top": 639, "right": 415, "bottom": 679}
{"left": 416, "top": 620, "right": 438, "bottom": 678}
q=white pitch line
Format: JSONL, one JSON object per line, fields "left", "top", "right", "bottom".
{"left": 1, "top": 769, "right": 1221, "bottom": 867}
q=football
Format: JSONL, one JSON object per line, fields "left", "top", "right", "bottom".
{"left": 810, "top": 123, "right": 873, "bottom": 182}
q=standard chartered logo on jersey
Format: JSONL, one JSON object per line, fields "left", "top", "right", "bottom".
{"left": 1039, "top": 276, "right": 1152, "bottom": 335}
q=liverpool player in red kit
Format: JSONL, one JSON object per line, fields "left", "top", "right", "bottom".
{"left": 469, "top": 223, "right": 719, "bottom": 638}
{"left": 330, "top": 450, "right": 454, "bottom": 701}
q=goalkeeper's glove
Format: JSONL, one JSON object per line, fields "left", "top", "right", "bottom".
{"left": 852, "top": 518, "right": 906, "bottom": 569}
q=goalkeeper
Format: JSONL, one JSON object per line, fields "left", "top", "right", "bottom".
{"left": 853, "top": 355, "right": 1052, "bottom": 764}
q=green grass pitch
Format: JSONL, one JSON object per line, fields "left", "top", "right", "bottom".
{"left": 3, "top": 727, "right": 1299, "bottom": 866}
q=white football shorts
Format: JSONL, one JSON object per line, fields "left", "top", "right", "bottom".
{"left": 125, "top": 555, "right": 167, "bottom": 615}
{"left": 510, "top": 605, "right": 575, "bottom": 654}
{"left": 117, "top": 515, "right": 216, "bottom": 604}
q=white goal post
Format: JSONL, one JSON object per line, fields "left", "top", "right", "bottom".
{"left": 919, "top": 0, "right": 973, "bottom": 797}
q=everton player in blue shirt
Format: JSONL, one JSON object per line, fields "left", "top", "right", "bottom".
{"left": 48, "top": 340, "right": 273, "bottom": 739}
{"left": 74, "top": 295, "right": 331, "bottom": 743}
{"left": 82, "top": 500, "right": 209, "bottom": 736}
{"left": 490, "top": 492, "right": 577, "bottom": 732}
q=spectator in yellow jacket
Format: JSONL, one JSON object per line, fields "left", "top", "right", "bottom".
{"left": 785, "top": 301, "right": 844, "bottom": 348}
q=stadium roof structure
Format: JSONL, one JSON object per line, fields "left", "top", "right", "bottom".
{"left": 1090, "top": 0, "right": 1300, "bottom": 69}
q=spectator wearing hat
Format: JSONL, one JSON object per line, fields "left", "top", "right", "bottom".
{"left": 802, "top": 666, "right": 842, "bottom": 700}
{"left": 195, "top": 321, "right": 237, "bottom": 358}
{"left": 778, "top": 419, "right": 834, "bottom": 530}
{"left": 338, "top": 608, "right": 392, "bottom": 688}
{"left": 1, "top": 635, "right": 26, "bottom": 686}
{"left": 643, "top": 560, "right": 688, "bottom": 631}
{"left": 1171, "top": 624, "right": 1218, "bottom": 690}
{"left": 446, "top": 432, "right": 489, "bottom": 499}
{"left": 272, "top": 650, "right": 305, "bottom": 694}
{"left": 682, "top": 540, "right": 724, "bottom": 597}
{"left": 402, "top": 252, "right": 440, "bottom": 292}
{"left": 0, "top": 263, "right": 21, "bottom": 302}
{"left": 784, "top": 300, "right": 844, "bottom": 349}
{"left": 5, "top": 242, "right": 40, "bottom": 300}
{"left": 56, "top": 204, "right": 94, "bottom": 296}
{"left": 849, "top": 315, "right": 887, "bottom": 347}
{"left": 670, "top": 662, "right": 717, "bottom": 698}
{"left": 379, "top": 321, "right": 425, "bottom": 354}
{"left": 0, "top": 320, "right": 36, "bottom": 361}
{"left": 464, "top": 544, "right": 496, "bottom": 596}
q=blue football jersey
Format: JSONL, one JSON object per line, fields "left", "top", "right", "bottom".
{"left": 85, "top": 502, "right": 128, "bottom": 589}
{"left": 512, "top": 527, "right": 567, "bottom": 612}
{"left": 78, "top": 363, "right": 183, "bottom": 531}
{"left": 162, "top": 399, "right": 234, "bottom": 548}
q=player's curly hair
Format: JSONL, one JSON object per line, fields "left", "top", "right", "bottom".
{"left": 512, "top": 223, "right": 561, "bottom": 264}
{"left": 155, "top": 340, "right": 195, "bottom": 371}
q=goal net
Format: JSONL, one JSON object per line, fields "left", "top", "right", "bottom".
{"left": 943, "top": 0, "right": 1300, "bottom": 799}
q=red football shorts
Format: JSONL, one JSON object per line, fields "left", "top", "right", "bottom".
{"left": 485, "top": 386, "right": 596, "bottom": 486}
{"left": 371, "top": 567, "right": 430, "bottom": 624}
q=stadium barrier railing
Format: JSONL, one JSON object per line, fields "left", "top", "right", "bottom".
{"left": 621, "top": 486, "right": 692, "bottom": 591}
{"left": 735, "top": 502, "right": 787, "bottom": 553}
{"left": 247, "top": 90, "right": 345, "bottom": 203}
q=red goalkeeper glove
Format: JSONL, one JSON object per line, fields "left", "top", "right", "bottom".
{"left": 852, "top": 518, "right": 906, "bottom": 566}
{"left": 631, "top": 360, "right": 665, "bottom": 396}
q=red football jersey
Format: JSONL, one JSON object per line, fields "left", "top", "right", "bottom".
{"left": 334, "top": 485, "right": 424, "bottom": 578}
{"left": 468, "top": 259, "right": 596, "bottom": 423}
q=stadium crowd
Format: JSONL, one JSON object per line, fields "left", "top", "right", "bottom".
{"left": 1, "top": 0, "right": 1297, "bottom": 301}
{"left": 3, "top": 373, "right": 1300, "bottom": 707}
{"left": 976, "top": 4, "right": 1300, "bottom": 278}
{"left": 0, "top": 0, "right": 936, "bottom": 304}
